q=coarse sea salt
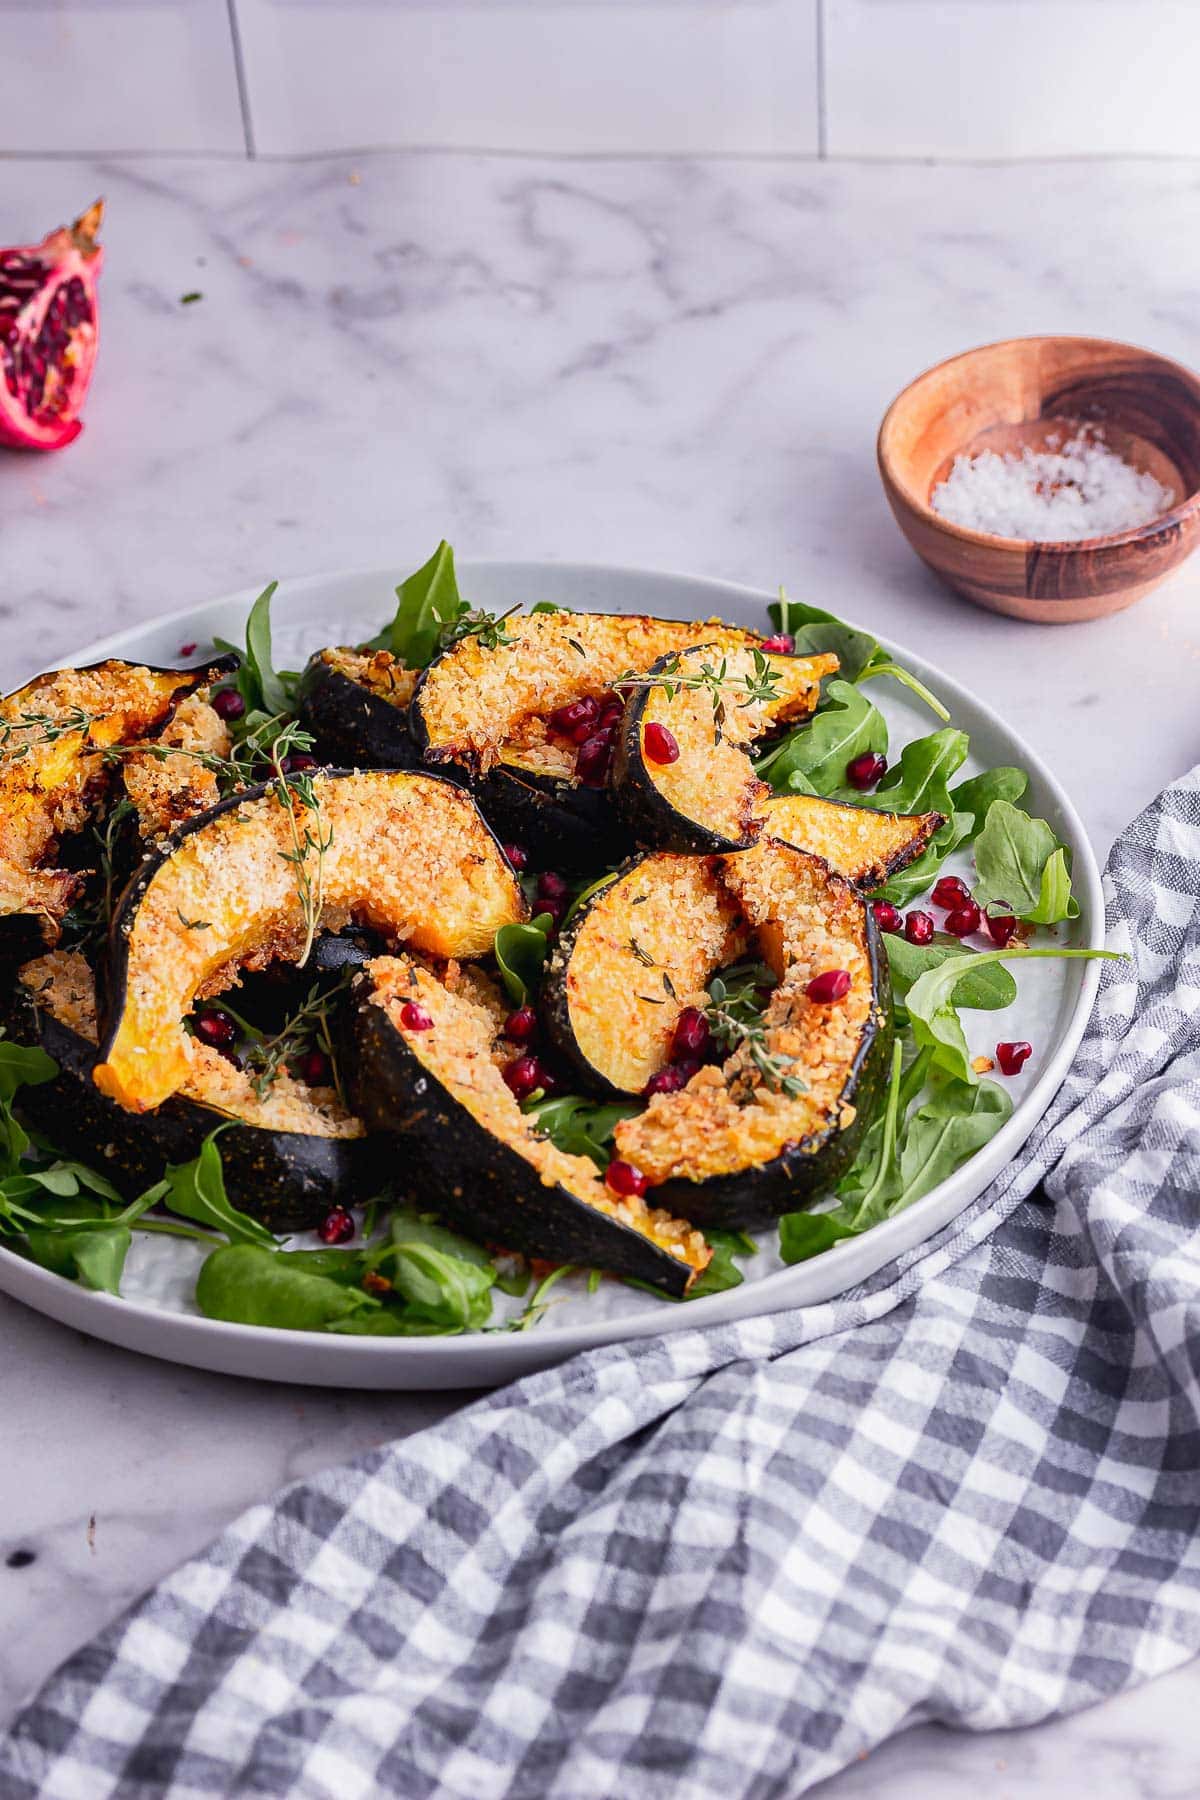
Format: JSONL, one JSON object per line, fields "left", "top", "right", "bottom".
{"left": 930, "top": 429, "right": 1175, "bottom": 542}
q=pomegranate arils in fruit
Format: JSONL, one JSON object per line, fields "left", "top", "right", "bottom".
{"left": 0, "top": 200, "right": 103, "bottom": 452}
{"left": 643, "top": 723, "right": 680, "bottom": 766}
{"left": 904, "top": 910, "right": 935, "bottom": 946}
{"left": 986, "top": 905, "right": 1018, "bottom": 947}
{"left": 400, "top": 1001, "right": 434, "bottom": 1032}
{"left": 806, "top": 969, "right": 851, "bottom": 1003}
{"left": 943, "top": 900, "right": 982, "bottom": 938}
{"left": 760, "top": 632, "right": 794, "bottom": 655}
{"left": 846, "top": 751, "right": 887, "bottom": 791}
{"left": 193, "top": 1007, "right": 237, "bottom": 1051}
{"left": 318, "top": 1206, "right": 355, "bottom": 1246}
{"left": 872, "top": 900, "right": 903, "bottom": 935}
{"left": 502, "top": 842, "right": 528, "bottom": 871}
{"left": 670, "top": 1006, "right": 710, "bottom": 1062}
{"left": 997, "top": 1040, "right": 1033, "bottom": 1076}
{"left": 606, "top": 1158, "right": 649, "bottom": 1198}
{"left": 212, "top": 687, "right": 246, "bottom": 722}
{"left": 504, "top": 1006, "right": 538, "bottom": 1043}
{"left": 931, "top": 874, "right": 971, "bottom": 910}
{"left": 298, "top": 1049, "right": 332, "bottom": 1086}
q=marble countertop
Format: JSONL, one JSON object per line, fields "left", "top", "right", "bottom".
{"left": 2, "top": 151, "right": 1199, "bottom": 1793}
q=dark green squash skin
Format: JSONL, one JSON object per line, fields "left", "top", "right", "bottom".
{"left": 610, "top": 651, "right": 758, "bottom": 856}
{"left": 641, "top": 910, "right": 894, "bottom": 1232}
{"left": 348, "top": 984, "right": 693, "bottom": 1296}
{"left": 296, "top": 655, "right": 420, "bottom": 771}
{"left": 2, "top": 977, "right": 380, "bottom": 1233}
{"left": 466, "top": 763, "right": 627, "bottom": 871}
{"left": 0, "top": 653, "right": 239, "bottom": 988}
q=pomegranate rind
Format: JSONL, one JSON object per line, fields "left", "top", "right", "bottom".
{"left": 0, "top": 198, "right": 104, "bottom": 453}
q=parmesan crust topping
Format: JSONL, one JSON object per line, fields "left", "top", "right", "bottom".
{"left": 94, "top": 772, "right": 526, "bottom": 1114}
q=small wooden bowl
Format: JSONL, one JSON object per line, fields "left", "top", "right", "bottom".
{"left": 878, "top": 335, "right": 1200, "bottom": 622}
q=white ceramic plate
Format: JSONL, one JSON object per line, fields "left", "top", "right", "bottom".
{"left": 0, "top": 563, "right": 1104, "bottom": 1388}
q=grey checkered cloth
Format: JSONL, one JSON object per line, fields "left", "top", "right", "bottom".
{"left": 4, "top": 773, "right": 1200, "bottom": 1800}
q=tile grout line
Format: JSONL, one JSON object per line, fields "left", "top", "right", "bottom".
{"left": 225, "top": 0, "right": 256, "bottom": 159}
{"left": 816, "top": 0, "right": 828, "bottom": 159}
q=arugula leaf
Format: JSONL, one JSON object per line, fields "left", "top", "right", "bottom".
{"left": 906, "top": 946, "right": 1117, "bottom": 1084}
{"left": 494, "top": 911, "right": 555, "bottom": 1005}
{"left": 161, "top": 1132, "right": 277, "bottom": 1248}
{"left": 0, "top": 1039, "right": 57, "bottom": 1176}
{"left": 857, "top": 652, "right": 950, "bottom": 722}
{"left": 385, "top": 1242, "right": 495, "bottom": 1331}
{"left": 769, "top": 595, "right": 877, "bottom": 681}
{"left": 388, "top": 1207, "right": 493, "bottom": 1268}
{"left": 972, "top": 800, "right": 1079, "bottom": 924}
{"left": 778, "top": 1208, "right": 862, "bottom": 1262}
{"left": 949, "top": 767, "right": 1029, "bottom": 837}
{"left": 884, "top": 935, "right": 1018, "bottom": 1011}
{"left": 562, "top": 870, "right": 620, "bottom": 929}
{"left": 895, "top": 1075, "right": 1013, "bottom": 1207}
{"left": 524, "top": 1094, "right": 640, "bottom": 1170}
{"left": 755, "top": 679, "right": 887, "bottom": 796}
{"left": 23, "top": 1211, "right": 132, "bottom": 1295}
{"left": 197, "top": 1243, "right": 381, "bottom": 1330}
{"left": 869, "top": 727, "right": 970, "bottom": 817}
{"left": 366, "top": 541, "right": 467, "bottom": 668}
{"left": 244, "top": 581, "right": 289, "bottom": 716}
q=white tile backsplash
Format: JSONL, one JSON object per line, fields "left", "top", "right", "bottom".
{"left": 0, "top": 0, "right": 246, "bottom": 155}
{"left": 232, "top": 0, "right": 820, "bottom": 156}
{"left": 825, "top": 0, "right": 1200, "bottom": 160}
{"left": 1, "top": 0, "right": 1198, "bottom": 160}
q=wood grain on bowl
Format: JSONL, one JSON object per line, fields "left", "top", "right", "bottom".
{"left": 878, "top": 336, "right": 1200, "bottom": 623}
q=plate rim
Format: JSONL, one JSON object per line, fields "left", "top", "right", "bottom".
{"left": 0, "top": 558, "right": 1105, "bottom": 1368}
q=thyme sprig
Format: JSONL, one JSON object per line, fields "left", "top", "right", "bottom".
{"left": 437, "top": 603, "right": 521, "bottom": 656}
{"left": 618, "top": 649, "right": 783, "bottom": 731}
{"left": 209, "top": 969, "right": 353, "bottom": 1103}
{"left": 704, "top": 960, "right": 808, "bottom": 1101}
{"left": 61, "top": 796, "right": 136, "bottom": 950}
{"left": 273, "top": 766, "right": 331, "bottom": 969}
{"left": 0, "top": 705, "right": 98, "bottom": 763}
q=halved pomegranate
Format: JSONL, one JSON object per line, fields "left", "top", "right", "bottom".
{"left": 0, "top": 199, "right": 104, "bottom": 452}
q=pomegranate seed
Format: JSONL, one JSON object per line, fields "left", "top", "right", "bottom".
{"left": 643, "top": 722, "right": 680, "bottom": 766}
{"left": 549, "top": 696, "right": 599, "bottom": 738}
{"left": 178, "top": 641, "right": 197, "bottom": 658}
{"left": 670, "top": 1007, "right": 710, "bottom": 1061}
{"left": 576, "top": 733, "right": 614, "bottom": 787}
{"left": 806, "top": 969, "right": 852, "bottom": 1003}
{"left": 996, "top": 1040, "right": 1033, "bottom": 1076}
{"left": 503, "top": 1054, "right": 551, "bottom": 1101}
{"left": 280, "top": 752, "right": 318, "bottom": 775}
{"left": 985, "top": 904, "right": 1018, "bottom": 948}
{"left": 502, "top": 842, "right": 528, "bottom": 871}
{"left": 212, "top": 687, "right": 245, "bottom": 721}
{"left": 193, "top": 1007, "right": 237, "bottom": 1050}
{"left": 943, "top": 900, "right": 982, "bottom": 938}
{"left": 318, "top": 1206, "right": 355, "bottom": 1246}
{"left": 298, "top": 1048, "right": 332, "bottom": 1086}
{"left": 846, "top": 751, "right": 887, "bottom": 791}
{"left": 400, "top": 1001, "right": 434, "bottom": 1032}
{"left": 597, "top": 700, "right": 624, "bottom": 730}
{"left": 644, "top": 1064, "right": 687, "bottom": 1097}
{"left": 504, "top": 1006, "right": 538, "bottom": 1043}
{"left": 537, "top": 871, "right": 568, "bottom": 902}
{"left": 760, "top": 632, "right": 795, "bottom": 655}
{"left": 606, "top": 1158, "right": 649, "bottom": 1198}
{"left": 931, "top": 874, "right": 971, "bottom": 910}
{"left": 905, "top": 911, "right": 934, "bottom": 946}
{"left": 872, "top": 900, "right": 903, "bottom": 935}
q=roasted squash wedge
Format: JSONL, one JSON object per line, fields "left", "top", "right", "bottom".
{"left": 349, "top": 954, "right": 711, "bottom": 1295}
{"left": 6, "top": 950, "right": 378, "bottom": 1231}
{"left": 410, "top": 610, "right": 767, "bottom": 866}
{"left": 297, "top": 647, "right": 421, "bottom": 771}
{"left": 610, "top": 841, "right": 891, "bottom": 1230}
{"left": 765, "top": 793, "right": 944, "bottom": 889}
{"left": 95, "top": 770, "right": 526, "bottom": 1114}
{"left": 543, "top": 854, "right": 748, "bottom": 1096}
{"left": 0, "top": 656, "right": 232, "bottom": 965}
{"left": 612, "top": 645, "right": 836, "bottom": 853}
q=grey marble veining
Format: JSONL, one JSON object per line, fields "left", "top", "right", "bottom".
{"left": 2, "top": 151, "right": 1200, "bottom": 1794}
